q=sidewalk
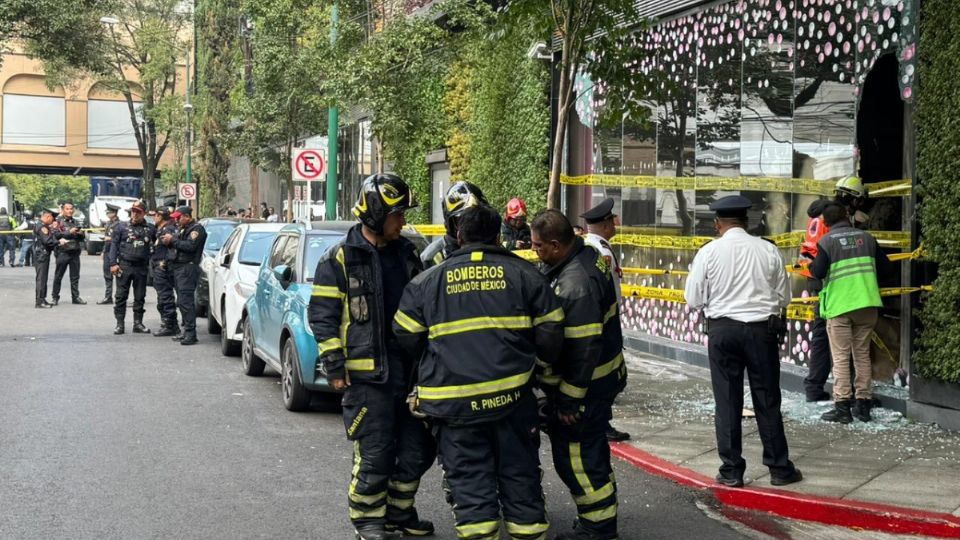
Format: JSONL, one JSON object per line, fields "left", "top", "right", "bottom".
{"left": 612, "top": 351, "right": 960, "bottom": 535}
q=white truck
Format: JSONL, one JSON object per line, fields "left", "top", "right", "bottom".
{"left": 0, "top": 186, "right": 13, "bottom": 213}
{"left": 85, "top": 196, "right": 139, "bottom": 255}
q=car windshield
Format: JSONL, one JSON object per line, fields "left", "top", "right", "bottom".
{"left": 238, "top": 231, "right": 278, "bottom": 265}
{"left": 304, "top": 234, "right": 340, "bottom": 282}
{"left": 205, "top": 223, "right": 238, "bottom": 252}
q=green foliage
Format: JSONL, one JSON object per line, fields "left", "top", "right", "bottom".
{"left": 915, "top": 0, "right": 960, "bottom": 383}
{"left": 0, "top": 0, "right": 112, "bottom": 73}
{"left": 0, "top": 174, "right": 91, "bottom": 212}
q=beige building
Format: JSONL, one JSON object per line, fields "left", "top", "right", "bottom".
{"left": 0, "top": 50, "right": 181, "bottom": 176}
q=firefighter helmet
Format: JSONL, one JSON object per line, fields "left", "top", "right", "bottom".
{"left": 442, "top": 181, "right": 489, "bottom": 235}
{"left": 505, "top": 198, "right": 527, "bottom": 219}
{"left": 835, "top": 175, "right": 865, "bottom": 198}
{"left": 352, "top": 174, "right": 417, "bottom": 234}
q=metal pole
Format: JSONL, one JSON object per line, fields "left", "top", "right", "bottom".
{"left": 325, "top": 4, "right": 339, "bottom": 221}
{"left": 185, "top": 50, "right": 194, "bottom": 215}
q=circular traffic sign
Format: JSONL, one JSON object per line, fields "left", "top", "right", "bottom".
{"left": 179, "top": 183, "right": 197, "bottom": 200}
{"left": 295, "top": 150, "right": 326, "bottom": 181}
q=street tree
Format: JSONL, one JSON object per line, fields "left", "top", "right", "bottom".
{"left": 502, "top": 0, "right": 639, "bottom": 209}
{"left": 0, "top": 0, "right": 111, "bottom": 71}
{"left": 0, "top": 174, "right": 92, "bottom": 213}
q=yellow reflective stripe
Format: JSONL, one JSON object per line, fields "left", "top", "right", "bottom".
{"left": 564, "top": 322, "right": 602, "bottom": 339}
{"left": 592, "top": 353, "right": 624, "bottom": 380}
{"left": 570, "top": 442, "right": 594, "bottom": 493}
{"left": 535, "top": 357, "right": 550, "bottom": 369}
{"left": 387, "top": 496, "right": 414, "bottom": 510}
{"left": 471, "top": 251, "right": 484, "bottom": 261}
{"left": 559, "top": 381, "right": 588, "bottom": 399}
{"left": 574, "top": 481, "right": 616, "bottom": 505}
{"left": 455, "top": 520, "right": 500, "bottom": 537}
{"left": 603, "top": 302, "right": 618, "bottom": 324}
{"left": 394, "top": 310, "right": 427, "bottom": 334}
{"left": 349, "top": 489, "right": 387, "bottom": 505}
{"left": 580, "top": 502, "right": 617, "bottom": 522}
{"left": 540, "top": 375, "right": 560, "bottom": 386}
{"left": 318, "top": 337, "right": 342, "bottom": 354}
{"left": 418, "top": 367, "right": 533, "bottom": 400}
{"left": 346, "top": 359, "right": 375, "bottom": 372}
{"left": 350, "top": 505, "right": 387, "bottom": 519}
{"left": 388, "top": 479, "right": 420, "bottom": 492}
{"left": 533, "top": 307, "right": 564, "bottom": 326}
{"left": 312, "top": 284, "right": 344, "bottom": 299}
{"left": 433, "top": 252, "right": 444, "bottom": 265}
{"left": 428, "top": 316, "right": 532, "bottom": 339}
{"left": 505, "top": 521, "right": 549, "bottom": 536}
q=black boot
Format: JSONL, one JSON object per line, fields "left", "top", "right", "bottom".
{"left": 821, "top": 400, "right": 853, "bottom": 424}
{"left": 154, "top": 325, "right": 177, "bottom": 337}
{"left": 180, "top": 334, "right": 198, "bottom": 346}
{"left": 171, "top": 331, "right": 184, "bottom": 341}
{"left": 354, "top": 527, "right": 401, "bottom": 540}
{"left": 114, "top": 322, "right": 125, "bottom": 335}
{"left": 853, "top": 399, "right": 873, "bottom": 422}
{"left": 72, "top": 297, "right": 87, "bottom": 305}
{"left": 97, "top": 297, "right": 113, "bottom": 305}
{"left": 606, "top": 426, "right": 631, "bottom": 442}
{"left": 132, "top": 315, "right": 150, "bottom": 334}
{"left": 51, "top": 297, "right": 59, "bottom": 306}
{"left": 35, "top": 302, "right": 53, "bottom": 309}
{"left": 386, "top": 518, "right": 435, "bottom": 537}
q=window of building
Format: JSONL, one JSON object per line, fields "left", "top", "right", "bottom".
{"left": 2, "top": 95, "right": 66, "bottom": 147}
{"left": 88, "top": 99, "right": 142, "bottom": 150}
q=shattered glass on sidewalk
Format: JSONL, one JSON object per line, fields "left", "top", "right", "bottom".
{"left": 614, "top": 352, "right": 960, "bottom": 516}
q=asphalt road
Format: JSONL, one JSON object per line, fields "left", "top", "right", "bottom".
{"left": 0, "top": 257, "right": 749, "bottom": 539}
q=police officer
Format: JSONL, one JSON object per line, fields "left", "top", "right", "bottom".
{"left": 420, "top": 181, "right": 489, "bottom": 268}
{"left": 33, "top": 209, "right": 59, "bottom": 308}
{"left": 98, "top": 204, "right": 122, "bottom": 305}
{"left": 309, "top": 174, "right": 435, "bottom": 540}
{"left": 16, "top": 210, "right": 36, "bottom": 267}
{"left": 152, "top": 207, "right": 180, "bottom": 337}
{"left": 107, "top": 202, "right": 156, "bottom": 335}
{"left": 394, "top": 204, "right": 564, "bottom": 540}
{"left": 160, "top": 206, "right": 207, "bottom": 346}
{"left": 580, "top": 198, "right": 631, "bottom": 444}
{"left": 683, "top": 195, "right": 802, "bottom": 488}
{"left": 0, "top": 207, "right": 17, "bottom": 267}
{"left": 530, "top": 210, "right": 625, "bottom": 540}
{"left": 51, "top": 202, "right": 86, "bottom": 305}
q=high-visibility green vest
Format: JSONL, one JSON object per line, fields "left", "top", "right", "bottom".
{"left": 818, "top": 225, "right": 882, "bottom": 319}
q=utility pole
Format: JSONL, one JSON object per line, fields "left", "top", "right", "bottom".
{"left": 325, "top": 4, "right": 339, "bottom": 221}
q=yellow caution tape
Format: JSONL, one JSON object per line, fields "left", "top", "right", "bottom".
{"left": 514, "top": 249, "right": 539, "bottom": 262}
{"left": 0, "top": 227, "right": 106, "bottom": 235}
{"left": 560, "top": 174, "right": 912, "bottom": 198}
{"left": 786, "top": 304, "right": 816, "bottom": 321}
{"left": 410, "top": 224, "right": 446, "bottom": 236}
{"left": 621, "top": 284, "right": 688, "bottom": 303}
{"left": 612, "top": 230, "right": 911, "bottom": 250}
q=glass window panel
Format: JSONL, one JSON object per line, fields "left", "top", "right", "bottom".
{"left": 3, "top": 95, "right": 65, "bottom": 146}
{"left": 88, "top": 99, "right": 141, "bottom": 149}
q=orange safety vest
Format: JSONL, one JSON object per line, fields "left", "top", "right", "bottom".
{"left": 798, "top": 215, "right": 829, "bottom": 279}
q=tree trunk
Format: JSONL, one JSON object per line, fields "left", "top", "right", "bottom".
{"left": 285, "top": 140, "right": 295, "bottom": 222}
{"left": 548, "top": 37, "right": 574, "bottom": 210}
{"left": 674, "top": 107, "right": 693, "bottom": 236}
{"left": 250, "top": 163, "right": 260, "bottom": 211}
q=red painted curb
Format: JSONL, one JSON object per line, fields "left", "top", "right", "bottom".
{"left": 611, "top": 442, "right": 960, "bottom": 538}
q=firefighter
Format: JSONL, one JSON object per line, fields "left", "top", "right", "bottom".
{"left": 107, "top": 202, "right": 156, "bottom": 335}
{"left": 152, "top": 208, "right": 180, "bottom": 337}
{"left": 394, "top": 204, "right": 565, "bottom": 540}
{"left": 420, "top": 181, "right": 489, "bottom": 268}
{"left": 308, "top": 174, "right": 435, "bottom": 540}
{"left": 501, "top": 198, "right": 531, "bottom": 251}
{"left": 530, "top": 210, "right": 626, "bottom": 540}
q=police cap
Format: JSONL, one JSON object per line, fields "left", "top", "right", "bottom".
{"left": 44, "top": 208, "right": 59, "bottom": 219}
{"left": 709, "top": 195, "right": 752, "bottom": 218}
{"left": 130, "top": 201, "right": 145, "bottom": 214}
{"left": 580, "top": 197, "right": 616, "bottom": 224}
{"left": 105, "top": 203, "right": 121, "bottom": 214}
{"left": 174, "top": 205, "right": 193, "bottom": 217}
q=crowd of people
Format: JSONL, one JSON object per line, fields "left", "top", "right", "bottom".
{"left": 27, "top": 202, "right": 208, "bottom": 346}
{"left": 221, "top": 201, "right": 280, "bottom": 221}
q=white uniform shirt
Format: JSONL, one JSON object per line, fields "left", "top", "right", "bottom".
{"left": 684, "top": 227, "right": 790, "bottom": 323}
{"left": 584, "top": 232, "right": 622, "bottom": 299}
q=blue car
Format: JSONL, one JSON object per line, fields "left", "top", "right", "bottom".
{"left": 241, "top": 221, "right": 427, "bottom": 411}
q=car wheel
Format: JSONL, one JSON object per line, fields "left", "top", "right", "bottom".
{"left": 220, "top": 308, "right": 240, "bottom": 357}
{"left": 241, "top": 317, "right": 265, "bottom": 376}
{"left": 207, "top": 304, "right": 222, "bottom": 335}
{"left": 281, "top": 339, "right": 312, "bottom": 412}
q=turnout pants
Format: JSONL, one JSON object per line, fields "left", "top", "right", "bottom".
{"left": 826, "top": 307, "right": 879, "bottom": 401}
{"left": 435, "top": 392, "right": 548, "bottom": 540}
{"left": 114, "top": 262, "right": 148, "bottom": 322}
{"left": 102, "top": 255, "right": 115, "bottom": 299}
{"left": 172, "top": 262, "right": 198, "bottom": 336}
{"left": 153, "top": 261, "right": 178, "bottom": 328}
{"left": 341, "top": 381, "right": 435, "bottom": 530}
{"left": 549, "top": 398, "right": 618, "bottom": 539}
{"left": 52, "top": 251, "right": 81, "bottom": 301}
{"left": 35, "top": 250, "right": 52, "bottom": 303}
{"left": 707, "top": 318, "right": 794, "bottom": 479}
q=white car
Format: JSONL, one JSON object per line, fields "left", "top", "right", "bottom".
{"left": 207, "top": 223, "right": 286, "bottom": 356}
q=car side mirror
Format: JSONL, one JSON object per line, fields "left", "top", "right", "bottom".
{"left": 272, "top": 264, "right": 292, "bottom": 286}
{"left": 221, "top": 253, "right": 232, "bottom": 268}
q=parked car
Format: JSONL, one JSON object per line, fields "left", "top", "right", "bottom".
{"left": 196, "top": 218, "right": 262, "bottom": 317}
{"left": 241, "top": 221, "right": 427, "bottom": 411}
{"left": 207, "top": 223, "right": 286, "bottom": 356}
